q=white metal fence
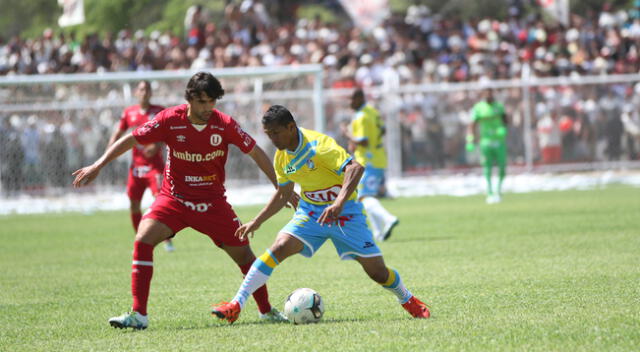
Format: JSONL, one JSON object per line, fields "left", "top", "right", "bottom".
{"left": 1, "top": 66, "right": 640, "bottom": 199}
{"left": 0, "top": 65, "right": 324, "bottom": 197}
{"left": 323, "top": 69, "right": 640, "bottom": 178}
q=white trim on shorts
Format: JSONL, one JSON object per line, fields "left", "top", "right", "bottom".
{"left": 339, "top": 251, "right": 383, "bottom": 261}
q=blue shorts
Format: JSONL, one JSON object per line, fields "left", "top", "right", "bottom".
{"left": 280, "top": 200, "right": 382, "bottom": 260}
{"left": 358, "top": 165, "right": 385, "bottom": 197}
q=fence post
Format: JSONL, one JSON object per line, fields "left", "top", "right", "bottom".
{"left": 522, "top": 63, "right": 534, "bottom": 171}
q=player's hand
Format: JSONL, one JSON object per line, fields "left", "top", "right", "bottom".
{"left": 286, "top": 192, "right": 300, "bottom": 210}
{"left": 465, "top": 134, "right": 475, "bottom": 152}
{"left": 496, "top": 126, "right": 507, "bottom": 138}
{"left": 317, "top": 203, "right": 344, "bottom": 227}
{"left": 72, "top": 164, "right": 101, "bottom": 187}
{"left": 235, "top": 220, "right": 260, "bottom": 241}
{"left": 348, "top": 141, "right": 356, "bottom": 153}
{"left": 142, "top": 143, "right": 160, "bottom": 158}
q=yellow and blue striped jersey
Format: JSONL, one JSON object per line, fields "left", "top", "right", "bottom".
{"left": 275, "top": 128, "right": 357, "bottom": 205}
{"left": 350, "top": 104, "right": 387, "bottom": 169}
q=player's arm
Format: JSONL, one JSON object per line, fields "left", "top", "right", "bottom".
{"left": 107, "top": 126, "right": 125, "bottom": 148}
{"left": 72, "top": 133, "right": 137, "bottom": 187}
{"left": 343, "top": 119, "right": 369, "bottom": 152}
{"left": 248, "top": 144, "right": 299, "bottom": 208}
{"left": 317, "top": 160, "right": 364, "bottom": 225}
{"left": 235, "top": 182, "right": 296, "bottom": 240}
{"left": 247, "top": 144, "right": 278, "bottom": 188}
{"left": 345, "top": 131, "right": 369, "bottom": 148}
{"left": 466, "top": 107, "right": 479, "bottom": 151}
{"left": 467, "top": 121, "right": 478, "bottom": 139}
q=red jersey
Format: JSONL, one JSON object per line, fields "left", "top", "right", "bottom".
{"left": 119, "top": 104, "right": 166, "bottom": 174}
{"left": 132, "top": 104, "right": 256, "bottom": 201}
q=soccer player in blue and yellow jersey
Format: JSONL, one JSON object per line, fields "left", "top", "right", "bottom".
{"left": 466, "top": 88, "right": 508, "bottom": 204}
{"left": 211, "top": 105, "right": 430, "bottom": 323}
{"left": 344, "top": 89, "right": 398, "bottom": 241}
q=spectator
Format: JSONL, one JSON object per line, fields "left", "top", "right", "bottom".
{"left": 536, "top": 108, "right": 562, "bottom": 164}
{"left": 0, "top": 116, "right": 25, "bottom": 196}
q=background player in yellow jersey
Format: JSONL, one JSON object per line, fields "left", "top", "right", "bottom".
{"left": 342, "top": 89, "right": 398, "bottom": 242}
{"left": 211, "top": 105, "right": 430, "bottom": 323}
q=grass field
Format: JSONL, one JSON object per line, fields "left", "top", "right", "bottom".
{"left": 1, "top": 186, "right": 639, "bottom": 351}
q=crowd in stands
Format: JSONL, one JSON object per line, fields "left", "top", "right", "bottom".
{"left": 2, "top": 1, "right": 640, "bottom": 195}
{"left": 3, "top": 2, "right": 640, "bottom": 82}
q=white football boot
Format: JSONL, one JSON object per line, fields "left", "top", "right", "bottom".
{"left": 108, "top": 311, "right": 148, "bottom": 330}
{"left": 259, "top": 307, "right": 288, "bottom": 322}
{"left": 381, "top": 216, "right": 399, "bottom": 241}
{"left": 163, "top": 240, "right": 175, "bottom": 253}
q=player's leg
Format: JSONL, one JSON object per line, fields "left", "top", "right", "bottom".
{"left": 221, "top": 243, "right": 281, "bottom": 319}
{"left": 109, "top": 194, "right": 187, "bottom": 330}
{"left": 359, "top": 166, "right": 398, "bottom": 241}
{"left": 331, "top": 207, "right": 428, "bottom": 318}
{"left": 495, "top": 141, "right": 507, "bottom": 201}
{"left": 188, "top": 199, "right": 280, "bottom": 320}
{"left": 355, "top": 255, "right": 430, "bottom": 318}
{"left": 480, "top": 141, "right": 496, "bottom": 203}
{"left": 147, "top": 170, "right": 175, "bottom": 252}
{"left": 212, "top": 203, "right": 328, "bottom": 323}
{"left": 126, "top": 170, "right": 145, "bottom": 232}
{"left": 358, "top": 166, "right": 383, "bottom": 240}
{"left": 212, "top": 233, "right": 304, "bottom": 323}
{"left": 109, "top": 218, "right": 175, "bottom": 330}
{"left": 129, "top": 199, "right": 143, "bottom": 231}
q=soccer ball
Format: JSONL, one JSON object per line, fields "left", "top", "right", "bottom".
{"left": 284, "top": 288, "right": 324, "bottom": 324}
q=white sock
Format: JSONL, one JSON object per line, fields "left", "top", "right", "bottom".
{"left": 232, "top": 250, "right": 278, "bottom": 309}
{"left": 381, "top": 268, "right": 412, "bottom": 304}
{"left": 362, "top": 197, "right": 396, "bottom": 225}
{"left": 361, "top": 197, "right": 383, "bottom": 237}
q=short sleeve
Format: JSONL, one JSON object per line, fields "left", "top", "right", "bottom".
{"left": 350, "top": 113, "right": 368, "bottom": 142}
{"left": 117, "top": 111, "right": 128, "bottom": 131}
{"left": 133, "top": 111, "right": 166, "bottom": 144}
{"left": 225, "top": 116, "right": 256, "bottom": 154}
{"left": 274, "top": 153, "right": 291, "bottom": 186}
{"left": 315, "top": 137, "right": 353, "bottom": 175}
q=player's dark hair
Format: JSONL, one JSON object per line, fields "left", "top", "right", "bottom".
{"left": 262, "top": 105, "right": 296, "bottom": 127}
{"left": 139, "top": 80, "right": 151, "bottom": 88}
{"left": 184, "top": 72, "right": 225, "bottom": 101}
{"left": 352, "top": 88, "right": 365, "bottom": 101}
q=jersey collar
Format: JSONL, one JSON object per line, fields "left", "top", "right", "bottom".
{"left": 287, "top": 128, "right": 304, "bottom": 155}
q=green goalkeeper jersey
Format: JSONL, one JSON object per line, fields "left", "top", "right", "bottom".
{"left": 471, "top": 101, "right": 506, "bottom": 141}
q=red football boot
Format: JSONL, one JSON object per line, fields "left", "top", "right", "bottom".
{"left": 211, "top": 301, "right": 241, "bottom": 324}
{"left": 401, "top": 296, "right": 431, "bottom": 318}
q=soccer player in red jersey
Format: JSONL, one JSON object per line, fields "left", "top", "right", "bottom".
{"left": 73, "top": 72, "right": 293, "bottom": 329}
{"left": 106, "top": 80, "right": 175, "bottom": 252}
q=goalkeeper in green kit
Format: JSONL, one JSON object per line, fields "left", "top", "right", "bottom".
{"left": 466, "top": 88, "right": 508, "bottom": 204}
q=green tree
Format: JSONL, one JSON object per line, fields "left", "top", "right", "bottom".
{"left": 0, "top": 0, "right": 59, "bottom": 39}
{"left": 0, "top": 0, "right": 226, "bottom": 41}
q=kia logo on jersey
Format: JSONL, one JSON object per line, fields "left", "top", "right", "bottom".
{"left": 304, "top": 185, "right": 342, "bottom": 203}
{"left": 210, "top": 134, "right": 222, "bottom": 146}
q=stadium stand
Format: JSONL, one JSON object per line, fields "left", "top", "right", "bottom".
{"left": 1, "top": 2, "right": 640, "bottom": 198}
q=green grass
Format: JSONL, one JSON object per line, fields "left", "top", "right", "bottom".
{"left": 1, "top": 187, "right": 639, "bottom": 351}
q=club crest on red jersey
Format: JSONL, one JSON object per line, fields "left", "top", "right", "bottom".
{"left": 210, "top": 134, "right": 222, "bottom": 146}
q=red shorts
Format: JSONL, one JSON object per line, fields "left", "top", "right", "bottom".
{"left": 142, "top": 193, "right": 247, "bottom": 247}
{"left": 126, "top": 167, "right": 162, "bottom": 201}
